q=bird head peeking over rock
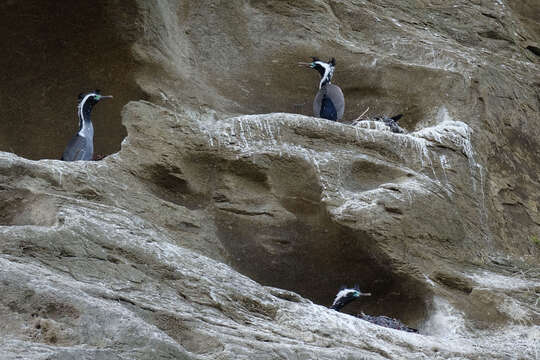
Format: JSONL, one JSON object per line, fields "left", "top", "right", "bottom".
{"left": 330, "top": 286, "right": 418, "bottom": 333}
{"left": 299, "top": 57, "right": 345, "bottom": 122}
{"left": 330, "top": 286, "right": 371, "bottom": 311}
{"left": 61, "top": 90, "right": 113, "bottom": 161}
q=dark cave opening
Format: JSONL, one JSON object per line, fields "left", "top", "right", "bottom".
{"left": 216, "top": 209, "right": 431, "bottom": 330}
{"left": 0, "top": 1, "right": 145, "bottom": 161}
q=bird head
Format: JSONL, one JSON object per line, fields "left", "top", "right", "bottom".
{"left": 330, "top": 285, "right": 371, "bottom": 311}
{"left": 299, "top": 57, "right": 336, "bottom": 88}
{"left": 76, "top": 90, "right": 113, "bottom": 123}
{"left": 78, "top": 90, "right": 113, "bottom": 106}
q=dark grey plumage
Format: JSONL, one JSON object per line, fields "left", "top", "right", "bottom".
{"left": 358, "top": 313, "right": 418, "bottom": 333}
{"left": 300, "top": 57, "right": 345, "bottom": 121}
{"left": 313, "top": 83, "right": 345, "bottom": 121}
{"left": 62, "top": 135, "right": 92, "bottom": 161}
{"left": 331, "top": 287, "right": 418, "bottom": 333}
{"left": 352, "top": 114, "right": 406, "bottom": 133}
{"left": 374, "top": 114, "right": 405, "bottom": 133}
{"left": 62, "top": 91, "right": 112, "bottom": 161}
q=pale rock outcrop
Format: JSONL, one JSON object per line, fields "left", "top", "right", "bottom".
{"left": 0, "top": 0, "right": 539, "bottom": 359}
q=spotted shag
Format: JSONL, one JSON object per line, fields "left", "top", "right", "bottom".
{"left": 374, "top": 114, "right": 405, "bottom": 133}
{"left": 62, "top": 90, "right": 112, "bottom": 161}
{"left": 331, "top": 286, "right": 418, "bottom": 333}
{"left": 299, "top": 57, "right": 345, "bottom": 121}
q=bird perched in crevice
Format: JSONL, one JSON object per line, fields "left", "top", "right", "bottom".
{"left": 299, "top": 57, "right": 345, "bottom": 122}
{"left": 352, "top": 112, "right": 406, "bottom": 133}
{"left": 373, "top": 114, "right": 405, "bottom": 133}
{"left": 331, "top": 286, "right": 372, "bottom": 311}
{"left": 62, "top": 90, "right": 112, "bottom": 161}
{"left": 331, "top": 286, "right": 418, "bottom": 333}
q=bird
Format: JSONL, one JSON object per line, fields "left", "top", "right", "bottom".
{"left": 330, "top": 286, "right": 372, "bottom": 311}
{"left": 61, "top": 90, "right": 112, "bottom": 161}
{"left": 373, "top": 114, "right": 405, "bottom": 133}
{"left": 299, "top": 57, "right": 345, "bottom": 121}
{"left": 331, "top": 286, "right": 418, "bottom": 333}
{"left": 352, "top": 113, "right": 406, "bottom": 133}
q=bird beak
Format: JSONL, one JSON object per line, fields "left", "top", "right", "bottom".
{"left": 298, "top": 62, "right": 313, "bottom": 68}
{"left": 356, "top": 292, "right": 371, "bottom": 297}
{"left": 101, "top": 95, "right": 113, "bottom": 99}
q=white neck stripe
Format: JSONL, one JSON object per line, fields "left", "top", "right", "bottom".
{"left": 316, "top": 62, "right": 333, "bottom": 89}
{"left": 77, "top": 93, "right": 97, "bottom": 137}
{"left": 332, "top": 289, "right": 353, "bottom": 306}
{"left": 78, "top": 93, "right": 95, "bottom": 122}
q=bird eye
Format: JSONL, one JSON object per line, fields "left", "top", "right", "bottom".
{"left": 94, "top": 95, "right": 101, "bottom": 100}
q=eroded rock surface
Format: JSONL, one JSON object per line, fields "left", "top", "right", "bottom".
{"left": 1, "top": 1, "right": 539, "bottom": 359}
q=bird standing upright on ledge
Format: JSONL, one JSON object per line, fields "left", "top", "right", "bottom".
{"left": 62, "top": 90, "right": 112, "bottom": 161}
{"left": 299, "top": 57, "right": 345, "bottom": 122}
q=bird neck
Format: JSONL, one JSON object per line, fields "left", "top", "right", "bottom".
{"left": 77, "top": 101, "right": 95, "bottom": 138}
{"left": 330, "top": 297, "right": 350, "bottom": 311}
{"left": 319, "top": 77, "right": 331, "bottom": 90}
{"left": 331, "top": 294, "right": 358, "bottom": 312}
{"left": 318, "top": 65, "right": 334, "bottom": 89}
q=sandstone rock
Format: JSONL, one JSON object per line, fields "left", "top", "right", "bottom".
{"left": 0, "top": 0, "right": 539, "bottom": 359}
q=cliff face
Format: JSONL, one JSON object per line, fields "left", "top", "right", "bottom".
{"left": 1, "top": 1, "right": 539, "bottom": 359}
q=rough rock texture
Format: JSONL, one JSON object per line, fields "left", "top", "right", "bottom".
{"left": 1, "top": 1, "right": 539, "bottom": 359}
